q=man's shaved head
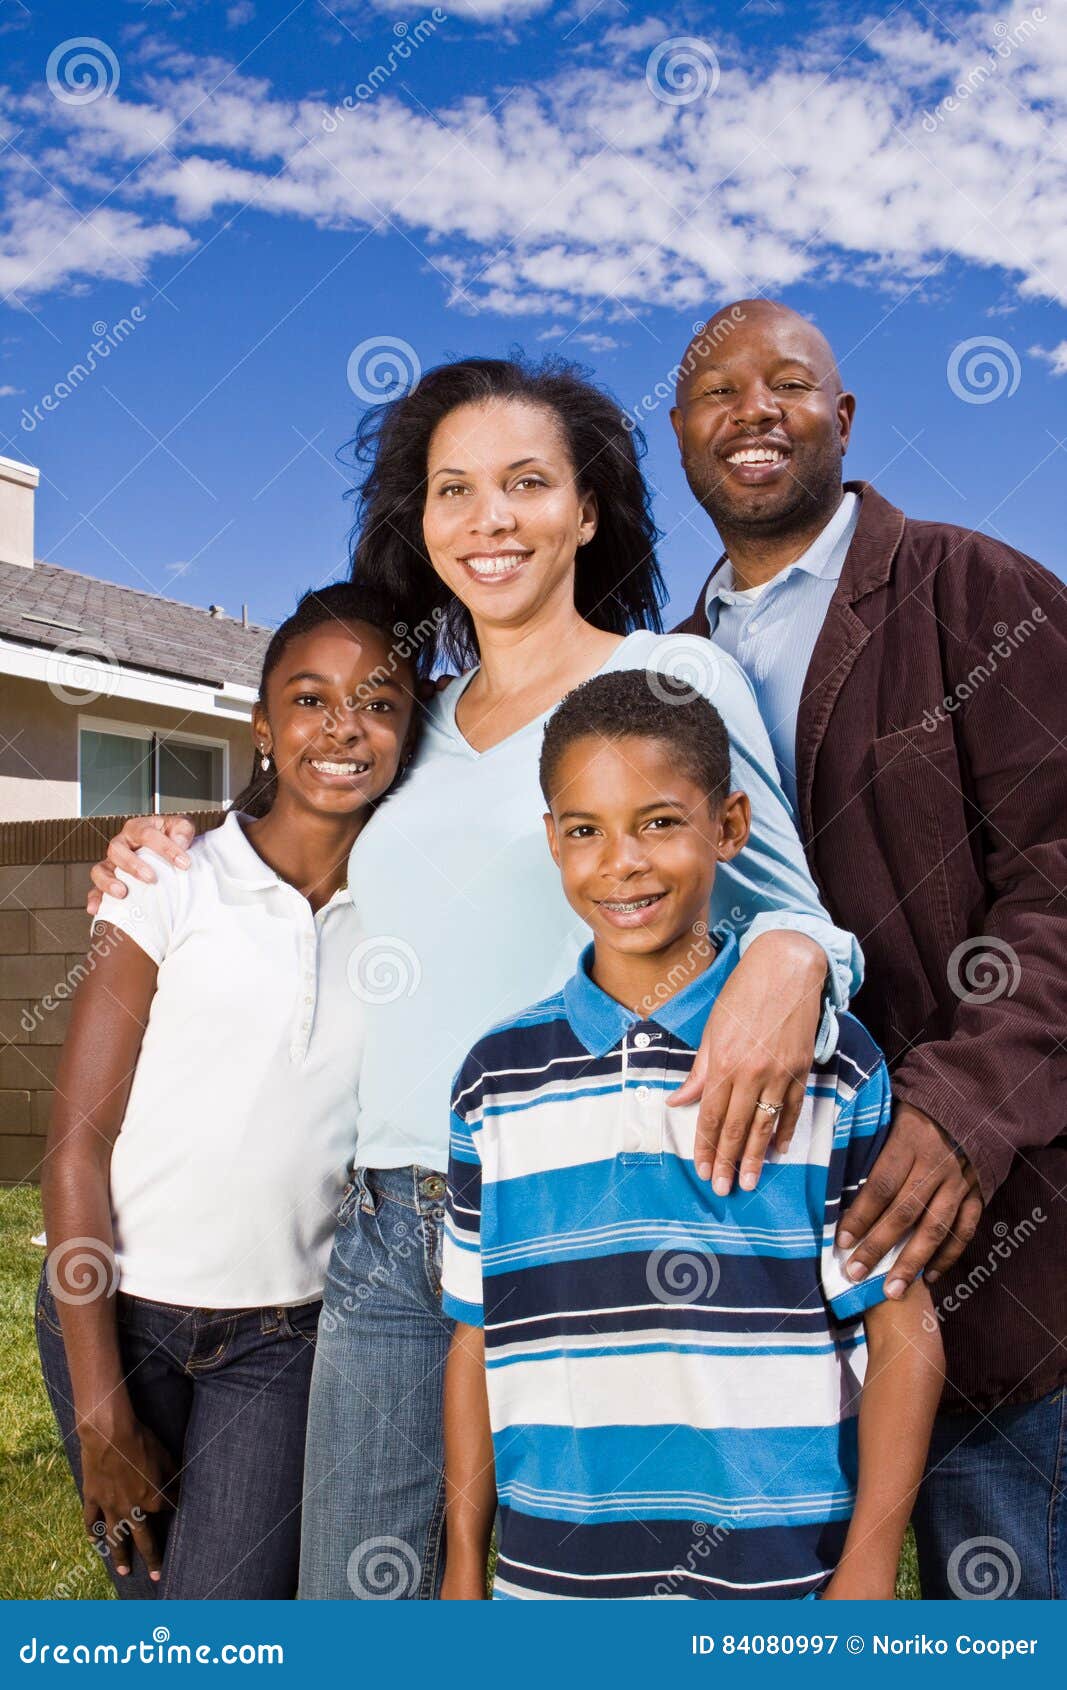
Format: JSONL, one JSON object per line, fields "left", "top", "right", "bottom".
{"left": 675, "top": 300, "right": 843, "bottom": 408}
{"left": 669, "top": 297, "right": 855, "bottom": 547}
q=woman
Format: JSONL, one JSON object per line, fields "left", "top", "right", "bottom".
{"left": 86, "top": 357, "right": 861, "bottom": 1599}
{"left": 40, "top": 584, "right": 419, "bottom": 1598}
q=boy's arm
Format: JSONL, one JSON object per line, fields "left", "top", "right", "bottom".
{"left": 441, "top": 1321, "right": 496, "bottom": 1599}
{"left": 822, "top": 1278, "right": 944, "bottom": 1600}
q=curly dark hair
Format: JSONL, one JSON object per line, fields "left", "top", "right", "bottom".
{"left": 539, "top": 669, "right": 732, "bottom": 808}
{"left": 231, "top": 580, "right": 419, "bottom": 819}
{"left": 346, "top": 355, "right": 665, "bottom": 671}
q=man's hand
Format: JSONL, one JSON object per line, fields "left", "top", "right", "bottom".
{"left": 669, "top": 930, "right": 825, "bottom": 1194}
{"left": 837, "top": 1102, "right": 983, "bottom": 1295}
{"left": 86, "top": 815, "right": 196, "bottom": 918}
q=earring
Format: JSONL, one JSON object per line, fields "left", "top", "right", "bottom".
{"left": 259, "top": 747, "right": 271, "bottom": 772}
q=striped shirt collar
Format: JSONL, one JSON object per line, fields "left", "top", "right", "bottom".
{"left": 562, "top": 930, "right": 740, "bottom": 1057}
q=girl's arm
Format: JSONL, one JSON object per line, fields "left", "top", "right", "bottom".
{"left": 821, "top": 1279, "right": 944, "bottom": 1599}
{"left": 440, "top": 1322, "right": 496, "bottom": 1599}
{"left": 41, "top": 924, "right": 176, "bottom": 1581}
{"left": 85, "top": 815, "right": 197, "bottom": 917}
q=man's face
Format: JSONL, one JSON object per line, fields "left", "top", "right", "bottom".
{"left": 670, "top": 309, "right": 855, "bottom": 535}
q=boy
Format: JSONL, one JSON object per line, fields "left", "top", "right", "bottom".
{"left": 440, "top": 670, "right": 943, "bottom": 1600}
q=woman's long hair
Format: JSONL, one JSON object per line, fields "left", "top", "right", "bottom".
{"left": 231, "top": 580, "right": 418, "bottom": 819}
{"left": 346, "top": 355, "right": 665, "bottom": 672}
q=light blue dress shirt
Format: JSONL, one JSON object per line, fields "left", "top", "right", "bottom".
{"left": 705, "top": 493, "right": 860, "bottom": 819}
{"left": 348, "top": 629, "right": 863, "bottom": 1173}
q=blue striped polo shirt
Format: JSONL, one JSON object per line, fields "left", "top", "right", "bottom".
{"left": 442, "top": 931, "right": 904, "bottom": 1601}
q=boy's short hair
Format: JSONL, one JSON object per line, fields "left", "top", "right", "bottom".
{"left": 539, "top": 669, "right": 732, "bottom": 808}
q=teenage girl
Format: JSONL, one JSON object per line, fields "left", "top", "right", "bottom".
{"left": 36, "top": 583, "right": 418, "bottom": 1599}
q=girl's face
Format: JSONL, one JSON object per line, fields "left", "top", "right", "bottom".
{"left": 422, "top": 399, "right": 598, "bottom": 635}
{"left": 252, "top": 620, "right": 416, "bottom": 817}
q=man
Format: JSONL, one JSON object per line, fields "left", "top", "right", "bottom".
{"left": 668, "top": 299, "right": 1066, "bottom": 1600}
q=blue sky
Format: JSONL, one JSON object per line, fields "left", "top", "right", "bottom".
{"left": 1, "top": 0, "right": 1064, "bottom": 630}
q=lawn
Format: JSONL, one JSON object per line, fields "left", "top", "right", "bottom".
{"left": 0, "top": 1186, "right": 919, "bottom": 1601}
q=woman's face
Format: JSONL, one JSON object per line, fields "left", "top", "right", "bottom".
{"left": 253, "top": 620, "right": 416, "bottom": 818}
{"left": 422, "top": 399, "right": 598, "bottom": 634}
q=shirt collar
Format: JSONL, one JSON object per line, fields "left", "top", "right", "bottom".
{"left": 563, "top": 930, "right": 739, "bottom": 1057}
{"left": 209, "top": 810, "right": 352, "bottom": 909}
{"left": 705, "top": 489, "right": 860, "bottom": 613}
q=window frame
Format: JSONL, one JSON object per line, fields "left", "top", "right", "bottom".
{"left": 77, "top": 715, "right": 230, "bottom": 817}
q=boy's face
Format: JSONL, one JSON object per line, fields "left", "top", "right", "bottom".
{"left": 544, "top": 733, "right": 749, "bottom": 959}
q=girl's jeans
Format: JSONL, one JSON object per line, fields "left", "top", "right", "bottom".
{"left": 299, "top": 1166, "right": 454, "bottom": 1599}
{"left": 36, "top": 1269, "right": 320, "bottom": 1599}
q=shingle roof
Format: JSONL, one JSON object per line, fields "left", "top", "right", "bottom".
{"left": 0, "top": 558, "right": 272, "bottom": 690}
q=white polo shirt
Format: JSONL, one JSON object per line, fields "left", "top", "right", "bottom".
{"left": 92, "top": 810, "right": 364, "bottom": 1309}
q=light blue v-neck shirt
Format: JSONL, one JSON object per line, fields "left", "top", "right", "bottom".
{"left": 348, "top": 628, "right": 863, "bottom": 1173}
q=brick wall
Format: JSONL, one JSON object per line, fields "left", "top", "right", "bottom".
{"left": 0, "top": 813, "right": 224, "bottom": 1184}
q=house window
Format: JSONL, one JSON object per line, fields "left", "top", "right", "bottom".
{"left": 79, "top": 723, "right": 226, "bottom": 818}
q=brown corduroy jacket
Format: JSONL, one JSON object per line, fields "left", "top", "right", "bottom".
{"left": 673, "top": 481, "right": 1067, "bottom": 1413}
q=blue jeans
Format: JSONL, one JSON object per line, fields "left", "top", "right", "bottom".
{"left": 36, "top": 1269, "right": 321, "bottom": 1599}
{"left": 299, "top": 1166, "right": 454, "bottom": 1599}
{"left": 912, "top": 1385, "right": 1067, "bottom": 1599}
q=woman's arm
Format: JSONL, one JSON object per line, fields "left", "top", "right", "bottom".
{"left": 440, "top": 1322, "right": 496, "bottom": 1599}
{"left": 41, "top": 925, "right": 176, "bottom": 1580}
{"left": 664, "top": 639, "right": 863, "bottom": 1192}
{"left": 85, "top": 815, "right": 196, "bottom": 917}
{"left": 821, "top": 1280, "right": 944, "bottom": 1600}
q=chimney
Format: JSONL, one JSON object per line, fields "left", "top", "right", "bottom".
{"left": 0, "top": 454, "right": 39, "bottom": 570}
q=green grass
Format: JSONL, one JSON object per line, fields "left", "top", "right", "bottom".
{"left": 0, "top": 1186, "right": 918, "bottom": 1601}
{"left": 0, "top": 1185, "right": 112, "bottom": 1599}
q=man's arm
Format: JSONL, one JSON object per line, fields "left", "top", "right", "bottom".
{"left": 441, "top": 1322, "right": 495, "bottom": 1599}
{"left": 839, "top": 549, "right": 1067, "bottom": 1287}
{"left": 822, "top": 1280, "right": 944, "bottom": 1600}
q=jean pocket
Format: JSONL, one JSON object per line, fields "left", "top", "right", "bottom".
{"left": 35, "top": 1270, "right": 65, "bottom": 1339}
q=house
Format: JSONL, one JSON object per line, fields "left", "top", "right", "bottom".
{"left": 0, "top": 453, "right": 272, "bottom": 822}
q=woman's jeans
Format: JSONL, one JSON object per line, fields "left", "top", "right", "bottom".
{"left": 36, "top": 1269, "right": 320, "bottom": 1600}
{"left": 299, "top": 1166, "right": 454, "bottom": 1599}
{"left": 912, "top": 1385, "right": 1067, "bottom": 1599}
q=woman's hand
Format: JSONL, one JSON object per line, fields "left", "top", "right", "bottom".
{"left": 668, "top": 930, "right": 826, "bottom": 1192}
{"left": 86, "top": 815, "right": 196, "bottom": 918}
{"left": 78, "top": 1407, "right": 176, "bottom": 1581}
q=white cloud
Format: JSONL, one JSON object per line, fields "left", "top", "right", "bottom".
{"left": 4, "top": 0, "right": 1066, "bottom": 323}
{"left": 1029, "top": 340, "right": 1067, "bottom": 375}
{"left": 0, "top": 384, "right": 20, "bottom": 396}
